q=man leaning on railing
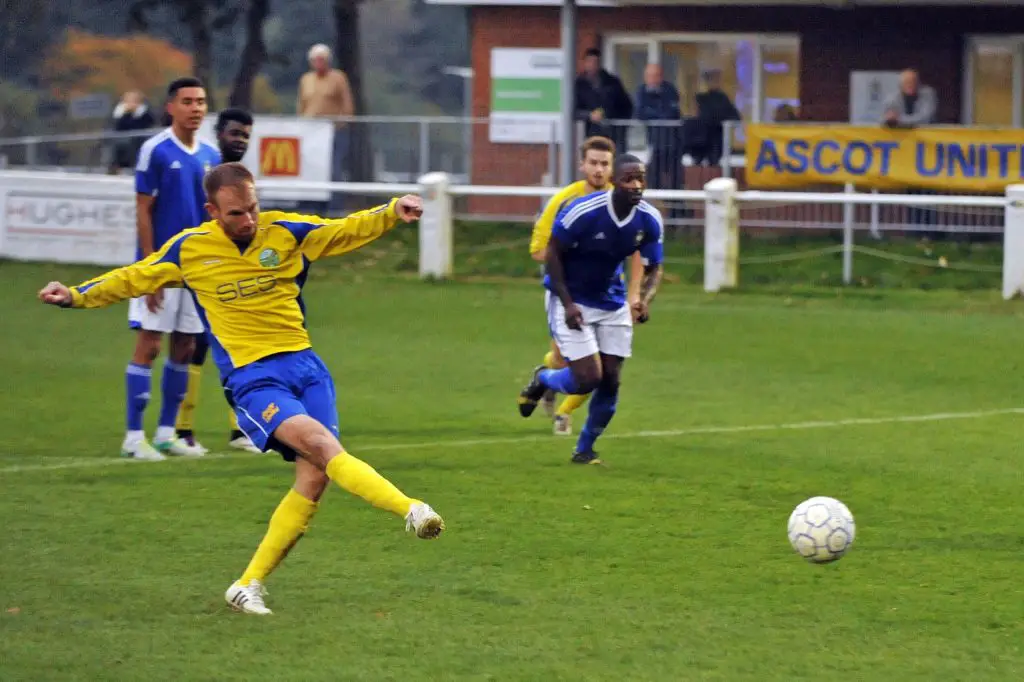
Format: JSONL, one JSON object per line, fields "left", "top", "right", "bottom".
{"left": 635, "top": 63, "right": 681, "bottom": 189}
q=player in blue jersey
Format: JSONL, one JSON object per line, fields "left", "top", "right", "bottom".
{"left": 517, "top": 154, "right": 664, "bottom": 465}
{"left": 124, "top": 77, "right": 221, "bottom": 461}
{"left": 173, "top": 107, "right": 262, "bottom": 456}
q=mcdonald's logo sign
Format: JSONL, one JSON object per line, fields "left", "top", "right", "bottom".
{"left": 259, "top": 137, "right": 301, "bottom": 176}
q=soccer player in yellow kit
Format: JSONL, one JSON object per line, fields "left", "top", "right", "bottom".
{"left": 528, "top": 136, "right": 643, "bottom": 436}
{"left": 38, "top": 162, "right": 444, "bottom": 615}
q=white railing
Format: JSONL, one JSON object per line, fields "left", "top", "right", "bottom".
{"left": 0, "top": 169, "right": 1019, "bottom": 297}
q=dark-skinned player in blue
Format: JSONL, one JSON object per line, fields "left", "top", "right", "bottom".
{"left": 517, "top": 154, "right": 664, "bottom": 465}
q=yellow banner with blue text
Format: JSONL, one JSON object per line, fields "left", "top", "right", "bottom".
{"left": 746, "top": 124, "right": 1024, "bottom": 193}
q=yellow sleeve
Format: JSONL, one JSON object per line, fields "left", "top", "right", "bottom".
{"left": 68, "top": 234, "right": 188, "bottom": 309}
{"left": 530, "top": 187, "right": 574, "bottom": 257}
{"left": 270, "top": 201, "right": 402, "bottom": 262}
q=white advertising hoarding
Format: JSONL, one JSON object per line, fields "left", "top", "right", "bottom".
{"left": 0, "top": 172, "right": 136, "bottom": 266}
{"left": 490, "top": 48, "right": 564, "bottom": 144}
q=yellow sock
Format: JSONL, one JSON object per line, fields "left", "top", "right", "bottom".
{"left": 543, "top": 350, "right": 559, "bottom": 369}
{"left": 556, "top": 393, "right": 589, "bottom": 416}
{"left": 239, "top": 489, "right": 318, "bottom": 584}
{"left": 325, "top": 451, "right": 417, "bottom": 517}
{"left": 175, "top": 365, "right": 203, "bottom": 431}
{"left": 230, "top": 408, "right": 240, "bottom": 431}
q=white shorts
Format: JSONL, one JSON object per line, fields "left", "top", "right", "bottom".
{"left": 545, "top": 291, "right": 633, "bottom": 361}
{"left": 128, "top": 288, "right": 204, "bottom": 334}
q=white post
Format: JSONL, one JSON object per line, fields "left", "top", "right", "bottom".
{"left": 704, "top": 177, "right": 739, "bottom": 293}
{"left": 418, "top": 172, "right": 453, "bottom": 280}
{"left": 843, "top": 183, "right": 854, "bottom": 285}
{"left": 1002, "top": 184, "right": 1024, "bottom": 299}
{"left": 869, "top": 188, "right": 881, "bottom": 240}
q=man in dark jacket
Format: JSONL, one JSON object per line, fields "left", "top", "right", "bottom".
{"left": 635, "top": 64, "right": 680, "bottom": 188}
{"left": 693, "top": 69, "right": 741, "bottom": 165}
{"left": 574, "top": 48, "right": 633, "bottom": 155}
{"left": 109, "top": 90, "right": 156, "bottom": 174}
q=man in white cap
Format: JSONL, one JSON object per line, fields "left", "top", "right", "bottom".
{"left": 298, "top": 43, "right": 354, "bottom": 210}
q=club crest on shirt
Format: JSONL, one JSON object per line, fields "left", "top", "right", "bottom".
{"left": 635, "top": 231, "right": 644, "bottom": 244}
{"left": 259, "top": 248, "right": 281, "bottom": 268}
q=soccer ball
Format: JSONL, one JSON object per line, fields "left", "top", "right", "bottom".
{"left": 787, "top": 496, "right": 856, "bottom": 564}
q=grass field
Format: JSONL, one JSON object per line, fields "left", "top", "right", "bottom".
{"left": 2, "top": 256, "right": 1023, "bottom": 681}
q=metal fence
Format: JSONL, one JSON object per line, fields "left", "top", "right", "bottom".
{"left": 0, "top": 115, "right": 1008, "bottom": 236}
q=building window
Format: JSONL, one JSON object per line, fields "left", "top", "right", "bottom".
{"left": 965, "top": 37, "right": 1022, "bottom": 127}
{"left": 604, "top": 33, "right": 801, "bottom": 125}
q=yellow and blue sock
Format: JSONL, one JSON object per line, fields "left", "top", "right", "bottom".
{"left": 575, "top": 383, "right": 619, "bottom": 453}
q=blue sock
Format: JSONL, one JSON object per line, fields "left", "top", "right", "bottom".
{"left": 575, "top": 383, "right": 619, "bottom": 453}
{"left": 539, "top": 368, "right": 580, "bottom": 394}
{"left": 125, "top": 363, "right": 152, "bottom": 432}
{"left": 158, "top": 361, "right": 190, "bottom": 428}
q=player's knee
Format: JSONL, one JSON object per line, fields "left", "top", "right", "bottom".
{"left": 600, "top": 371, "right": 621, "bottom": 394}
{"left": 298, "top": 427, "right": 343, "bottom": 469}
{"left": 574, "top": 368, "right": 602, "bottom": 394}
{"left": 169, "top": 335, "right": 196, "bottom": 363}
{"left": 134, "top": 333, "right": 161, "bottom": 365}
{"left": 191, "top": 335, "right": 209, "bottom": 366}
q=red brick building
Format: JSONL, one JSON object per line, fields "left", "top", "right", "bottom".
{"left": 430, "top": 0, "right": 1024, "bottom": 214}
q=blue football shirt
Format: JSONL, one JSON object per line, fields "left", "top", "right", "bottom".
{"left": 135, "top": 129, "right": 221, "bottom": 260}
{"left": 544, "top": 191, "right": 664, "bottom": 311}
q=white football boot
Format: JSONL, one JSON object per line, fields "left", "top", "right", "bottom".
{"left": 405, "top": 502, "right": 445, "bottom": 539}
{"left": 225, "top": 580, "right": 272, "bottom": 615}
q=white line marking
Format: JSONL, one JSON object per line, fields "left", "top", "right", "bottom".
{"left": 1, "top": 407, "right": 1021, "bottom": 476}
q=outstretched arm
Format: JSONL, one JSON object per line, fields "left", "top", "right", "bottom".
{"left": 38, "top": 236, "right": 187, "bottom": 309}
{"left": 287, "top": 195, "right": 423, "bottom": 261}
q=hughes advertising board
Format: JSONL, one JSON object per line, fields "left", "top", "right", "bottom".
{"left": 0, "top": 172, "right": 136, "bottom": 265}
{"left": 746, "top": 124, "right": 1024, "bottom": 193}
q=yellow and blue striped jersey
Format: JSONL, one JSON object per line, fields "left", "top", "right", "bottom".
{"left": 69, "top": 200, "right": 402, "bottom": 379}
{"left": 529, "top": 180, "right": 612, "bottom": 256}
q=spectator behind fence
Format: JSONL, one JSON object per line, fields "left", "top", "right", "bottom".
{"left": 298, "top": 43, "right": 354, "bottom": 210}
{"left": 881, "top": 69, "right": 936, "bottom": 128}
{"left": 109, "top": 90, "right": 156, "bottom": 175}
{"left": 773, "top": 103, "right": 799, "bottom": 122}
{"left": 574, "top": 48, "right": 633, "bottom": 156}
{"left": 693, "top": 69, "right": 741, "bottom": 166}
{"left": 635, "top": 64, "right": 681, "bottom": 189}
{"left": 881, "top": 69, "right": 939, "bottom": 234}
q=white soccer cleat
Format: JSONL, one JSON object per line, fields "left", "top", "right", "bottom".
{"left": 154, "top": 437, "right": 206, "bottom": 457}
{"left": 225, "top": 580, "right": 272, "bottom": 615}
{"left": 553, "top": 414, "right": 573, "bottom": 436}
{"left": 121, "top": 439, "right": 166, "bottom": 461}
{"left": 405, "top": 502, "right": 445, "bottom": 539}
{"left": 229, "top": 434, "right": 262, "bottom": 454}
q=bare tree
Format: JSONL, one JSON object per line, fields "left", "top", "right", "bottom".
{"left": 228, "top": 0, "right": 270, "bottom": 109}
{"left": 332, "top": 0, "right": 372, "bottom": 182}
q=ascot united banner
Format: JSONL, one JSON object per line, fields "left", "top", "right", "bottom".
{"left": 746, "top": 124, "right": 1024, "bottom": 193}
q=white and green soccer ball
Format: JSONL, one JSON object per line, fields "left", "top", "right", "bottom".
{"left": 787, "top": 496, "right": 856, "bottom": 564}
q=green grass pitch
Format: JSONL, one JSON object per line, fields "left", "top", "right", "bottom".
{"left": 1, "top": 259, "right": 1022, "bottom": 680}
